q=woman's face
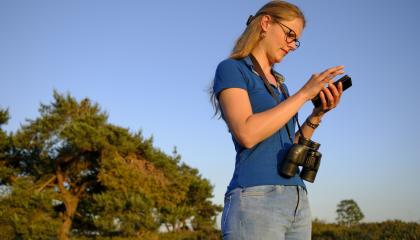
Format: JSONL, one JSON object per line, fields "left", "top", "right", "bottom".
{"left": 261, "top": 17, "right": 304, "bottom": 64}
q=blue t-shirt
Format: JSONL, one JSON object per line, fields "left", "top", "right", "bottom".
{"left": 213, "top": 56, "right": 305, "bottom": 193}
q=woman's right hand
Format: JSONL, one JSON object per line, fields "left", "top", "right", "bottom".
{"left": 298, "top": 66, "right": 345, "bottom": 101}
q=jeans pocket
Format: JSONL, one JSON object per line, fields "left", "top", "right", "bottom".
{"left": 240, "top": 185, "right": 277, "bottom": 197}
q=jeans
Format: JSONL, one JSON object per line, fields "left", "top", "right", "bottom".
{"left": 221, "top": 185, "right": 311, "bottom": 240}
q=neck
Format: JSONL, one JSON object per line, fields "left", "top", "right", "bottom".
{"left": 250, "top": 47, "right": 273, "bottom": 75}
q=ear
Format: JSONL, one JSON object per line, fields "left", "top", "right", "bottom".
{"left": 260, "top": 15, "right": 272, "bottom": 32}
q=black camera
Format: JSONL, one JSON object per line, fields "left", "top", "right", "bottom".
{"left": 312, "top": 75, "right": 352, "bottom": 108}
{"left": 279, "top": 137, "right": 322, "bottom": 183}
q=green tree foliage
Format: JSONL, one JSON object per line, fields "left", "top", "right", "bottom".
{"left": 0, "top": 109, "right": 9, "bottom": 152}
{"left": 0, "top": 109, "right": 12, "bottom": 176}
{"left": 0, "top": 108, "right": 14, "bottom": 199}
{"left": 0, "top": 92, "right": 221, "bottom": 239}
{"left": 336, "top": 199, "right": 364, "bottom": 226}
{"left": 312, "top": 219, "right": 420, "bottom": 240}
{"left": 0, "top": 108, "right": 61, "bottom": 239}
{"left": 0, "top": 176, "right": 61, "bottom": 240}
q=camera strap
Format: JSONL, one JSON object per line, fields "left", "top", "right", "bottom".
{"left": 249, "top": 54, "right": 305, "bottom": 143}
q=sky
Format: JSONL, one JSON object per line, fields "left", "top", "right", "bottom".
{"left": 1, "top": 0, "right": 419, "bottom": 224}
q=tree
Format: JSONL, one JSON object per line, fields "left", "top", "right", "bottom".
{"left": 0, "top": 109, "right": 9, "bottom": 155}
{"left": 336, "top": 199, "right": 364, "bottom": 226}
{"left": 0, "top": 109, "right": 11, "bottom": 170}
{"left": 0, "top": 108, "right": 62, "bottom": 240}
{"left": 7, "top": 91, "right": 174, "bottom": 239}
{"left": 0, "top": 92, "right": 222, "bottom": 239}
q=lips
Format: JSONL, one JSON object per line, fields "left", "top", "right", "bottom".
{"left": 281, "top": 48, "right": 289, "bottom": 54}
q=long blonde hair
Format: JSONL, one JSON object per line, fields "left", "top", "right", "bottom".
{"left": 210, "top": 1, "right": 306, "bottom": 118}
{"left": 231, "top": 0, "right": 306, "bottom": 59}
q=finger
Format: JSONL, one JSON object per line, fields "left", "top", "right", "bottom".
{"left": 321, "top": 75, "right": 334, "bottom": 85}
{"left": 323, "top": 87, "right": 335, "bottom": 107}
{"left": 319, "top": 91, "right": 328, "bottom": 111}
{"left": 320, "top": 66, "right": 344, "bottom": 76}
{"left": 318, "top": 66, "right": 344, "bottom": 81}
{"left": 328, "top": 83, "right": 341, "bottom": 106}
{"left": 325, "top": 69, "right": 346, "bottom": 82}
{"left": 331, "top": 70, "right": 345, "bottom": 79}
{"left": 329, "top": 82, "right": 340, "bottom": 98}
{"left": 337, "top": 81, "right": 343, "bottom": 95}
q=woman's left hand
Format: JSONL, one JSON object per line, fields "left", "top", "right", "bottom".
{"left": 312, "top": 80, "right": 343, "bottom": 117}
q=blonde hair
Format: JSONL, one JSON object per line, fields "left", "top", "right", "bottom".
{"left": 231, "top": 0, "right": 306, "bottom": 59}
{"left": 210, "top": 1, "right": 306, "bottom": 118}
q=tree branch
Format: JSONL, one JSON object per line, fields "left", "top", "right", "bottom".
{"left": 35, "top": 175, "right": 57, "bottom": 194}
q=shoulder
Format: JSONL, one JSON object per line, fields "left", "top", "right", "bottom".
{"left": 216, "top": 58, "right": 246, "bottom": 74}
{"left": 213, "top": 58, "right": 249, "bottom": 95}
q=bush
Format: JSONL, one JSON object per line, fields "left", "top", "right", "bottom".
{"left": 312, "top": 220, "right": 420, "bottom": 240}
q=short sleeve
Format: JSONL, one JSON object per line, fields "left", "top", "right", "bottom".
{"left": 213, "top": 59, "right": 248, "bottom": 98}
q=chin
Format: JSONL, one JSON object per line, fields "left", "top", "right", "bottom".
{"left": 268, "top": 55, "right": 282, "bottom": 65}
{"left": 274, "top": 55, "right": 284, "bottom": 64}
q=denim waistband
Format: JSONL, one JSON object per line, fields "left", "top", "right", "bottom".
{"left": 225, "top": 184, "right": 307, "bottom": 198}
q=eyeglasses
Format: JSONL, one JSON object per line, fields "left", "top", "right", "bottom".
{"left": 275, "top": 21, "right": 301, "bottom": 49}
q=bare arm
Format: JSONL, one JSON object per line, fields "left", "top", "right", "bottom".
{"left": 219, "top": 88, "right": 307, "bottom": 148}
{"left": 294, "top": 80, "right": 344, "bottom": 143}
{"left": 218, "top": 66, "right": 344, "bottom": 149}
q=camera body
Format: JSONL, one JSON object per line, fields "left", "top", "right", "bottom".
{"left": 312, "top": 75, "right": 352, "bottom": 108}
{"left": 279, "top": 137, "right": 322, "bottom": 183}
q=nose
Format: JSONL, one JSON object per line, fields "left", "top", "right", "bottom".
{"left": 285, "top": 42, "right": 297, "bottom": 52}
{"left": 293, "top": 38, "right": 301, "bottom": 49}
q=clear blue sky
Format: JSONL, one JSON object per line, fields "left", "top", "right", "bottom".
{"left": 1, "top": 0, "right": 419, "bottom": 223}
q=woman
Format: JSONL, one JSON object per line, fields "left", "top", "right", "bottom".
{"left": 211, "top": 1, "right": 344, "bottom": 239}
